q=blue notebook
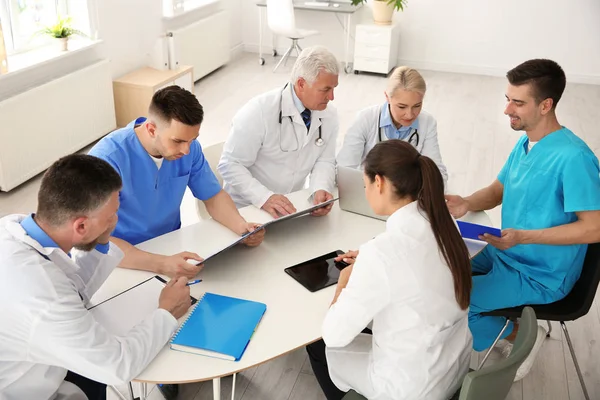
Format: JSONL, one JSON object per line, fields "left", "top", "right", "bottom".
{"left": 170, "top": 292, "right": 267, "bottom": 361}
{"left": 457, "top": 220, "right": 501, "bottom": 241}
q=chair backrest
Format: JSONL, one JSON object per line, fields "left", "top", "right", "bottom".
{"left": 459, "top": 307, "right": 538, "bottom": 400}
{"left": 560, "top": 242, "right": 600, "bottom": 320}
{"left": 266, "top": 0, "right": 297, "bottom": 37}
{"left": 196, "top": 142, "right": 224, "bottom": 220}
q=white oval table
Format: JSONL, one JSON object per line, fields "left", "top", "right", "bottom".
{"left": 94, "top": 191, "right": 493, "bottom": 400}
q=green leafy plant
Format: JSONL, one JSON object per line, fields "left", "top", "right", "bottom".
{"left": 37, "top": 15, "right": 85, "bottom": 39}
{"left": 350, "top": 0, "right": 408, "bottom": 12}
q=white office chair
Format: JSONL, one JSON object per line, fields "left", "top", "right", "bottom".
{"left": 266, "top": 0, "right": 318, "bottom": 72}
{"left": 196, "top": 142, "right": 225, "bottom": 220}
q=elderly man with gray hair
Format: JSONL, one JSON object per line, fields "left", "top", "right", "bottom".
{"left": 218, "top": 46, "right": 339, "bottom": 218}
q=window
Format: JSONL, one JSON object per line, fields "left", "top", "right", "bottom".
{"left": 0, "top": 0, "right": 93, "bottom": 55}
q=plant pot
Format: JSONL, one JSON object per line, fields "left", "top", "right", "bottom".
{"left": 56, "top": 37, "right": 68, "bottom": 52}
{"left": 372, "top": 0, "right": 395, "bottom": 25}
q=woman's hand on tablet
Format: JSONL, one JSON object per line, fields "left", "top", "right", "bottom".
{"left": 335, "top": 250, "right": 358, "bottom": 265}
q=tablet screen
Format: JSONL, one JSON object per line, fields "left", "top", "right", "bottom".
{"left": 284, "top": 250, "right": 349, "bottom": 292}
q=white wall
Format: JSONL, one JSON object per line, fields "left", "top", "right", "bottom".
{"left": 95, "top": 0, "right": 164, "bottom": 79}
{"left": 224, "top": 0, "right": 243, "bottom": 51}
{"left": 394, "top": 0, "right": 600, "bottom": 83}
{"left": 97, "top": 0, "right": 243, "bottom": 78}
{"left": 242, "top": 0, "right": 600, "bottom": 84}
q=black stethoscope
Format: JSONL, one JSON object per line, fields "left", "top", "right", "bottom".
{"left": 278, "top": 84, "right": 324, "bottom": 149}
{"left": 377, "top": 105, "right": 419, "bottom": 147}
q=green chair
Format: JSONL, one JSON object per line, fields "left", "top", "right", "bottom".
{"left": 343, "top": 307, "right": 538, "bottom": 400}
{"left": 453, "top": 306, "right": 538, "bottom": 400}
{"left": 343, "top": 390, "right": 367, "bottom": 400}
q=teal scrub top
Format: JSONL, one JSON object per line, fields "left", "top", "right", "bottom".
{"left": 494, "top": 127, "right": 600, "bottom": 291}
{"left": 88, "top": 118, "right": 221, "bottom": 245}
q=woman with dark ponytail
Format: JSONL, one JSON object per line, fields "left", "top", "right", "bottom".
{"left": 307, "top": 140, "right": 472, "bottom": 400}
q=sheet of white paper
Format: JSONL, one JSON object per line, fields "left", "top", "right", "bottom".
{"left": 89, "top": 277, "right": 164, "bottom": 336}
{"left": 464, "top": 238, "right": 487, "bottom": 258}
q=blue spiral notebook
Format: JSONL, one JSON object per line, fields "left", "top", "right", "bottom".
{"left": 170, "top": 292, "right": 267, "bottom": 361}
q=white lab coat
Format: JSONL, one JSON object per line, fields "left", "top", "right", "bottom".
{"left": 0, "top": 215, "right": 178, "bottom": 400}
{"left": 336, "top": 105, "right": 448, "bottom": 185}
{"left": 323, "top": 202, "right": 472, "bottom": 400}
{"left": 218, "top": 84, "right": 339, "bottom": 208}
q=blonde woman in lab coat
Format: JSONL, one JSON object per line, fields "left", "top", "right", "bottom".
{"left": 336, "top": 66, "right": 448, "bottom": 186}
{"left": 307, "top": 140, "right": 472, "bottom": 400}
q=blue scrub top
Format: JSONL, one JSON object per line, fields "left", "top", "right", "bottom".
{"left": 494, "top": 127, "right": 600, "bottom": 292}
{"left": 88, "top": 118, "right": 221, "bottom": 245}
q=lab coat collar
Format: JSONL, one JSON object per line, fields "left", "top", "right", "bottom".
{"left": 20, "top": 214, "right": 60, "bottom": 249}
{"left": 386, "top": 200, "right": 421, "bottom": 230}
{"left": 281, "top": 83, "right": 335, "bottom": 121}
{"left": 282, "top": 83, "right": 304, "bottom": 122}
{"left": 3, "top": 214, "right": 80, "bottom": 273}
{"left": 291, "top": 85, "right": 306, "bottom": 114}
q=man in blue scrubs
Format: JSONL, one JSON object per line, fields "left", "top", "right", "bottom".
{"left": 446, "top": 59, "right": 600, "bottom": 380}
{"left": 89, "top": 86, "right": 265, "bottom": 279}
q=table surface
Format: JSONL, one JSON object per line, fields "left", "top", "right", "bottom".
{"left": 90, "top": 190, "right": 492, "bottom": 383}
{"left": 255, "top": 0, "right": 362, "bottom": 13}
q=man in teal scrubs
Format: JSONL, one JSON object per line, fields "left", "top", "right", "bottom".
{"left": 446, "top": 59, "right": 600, "bottom": 380}
{"left": 89, "top": 86, "right": 264, "bottom": 279}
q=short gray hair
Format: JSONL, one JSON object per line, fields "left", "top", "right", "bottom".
{"left": 291, "top": 46, "right": 339, "bottom": 86}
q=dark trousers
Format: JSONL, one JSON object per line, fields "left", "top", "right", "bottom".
{"left": 307, "top": 339, "right": 347, "bottom": 400}
{"left": 64, "top": 370, "right": 107, "bottom": 400}
{"left": 306, "top": 328, "right": 373, "bottom": 400}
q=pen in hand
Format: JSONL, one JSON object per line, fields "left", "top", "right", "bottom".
{"left": 186, "top": 279, "right": 202, "bottom": 286}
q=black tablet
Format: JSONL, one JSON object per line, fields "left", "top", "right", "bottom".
{"left": 284, "top": 250, "right": 350, "bottom": 292}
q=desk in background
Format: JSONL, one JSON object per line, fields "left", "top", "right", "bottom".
{"left": 255, "top": 1, "right": 362, "bottom": 73}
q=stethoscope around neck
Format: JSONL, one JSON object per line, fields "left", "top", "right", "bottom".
{"left": 278, "top": 84, "right": 324, "bottom": 150}
{"left": 377, "top": 105, "right": 419, "bottom": 147}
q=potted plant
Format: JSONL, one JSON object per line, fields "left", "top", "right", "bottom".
{"left": 37, "top": 15, "right": 85, "bottom": 52}
{"left": 351, "top": 0, "right": 408, "bottom": 25}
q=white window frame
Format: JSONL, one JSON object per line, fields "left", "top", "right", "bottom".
{"left": 0, "top": 0, "right": 95, "bottom": 56}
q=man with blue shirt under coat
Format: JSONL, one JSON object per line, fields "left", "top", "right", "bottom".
{"left": 218, "top": 46, "right": 339, "bottom": 218}
{"left": 0, "top": 155, "right": 193, "bottom": 400}
{"left": 446, "top": 59, "right": 600, "bottom": 382}
{"left": 89, "top": 86, "right": 265, "bottom": 280}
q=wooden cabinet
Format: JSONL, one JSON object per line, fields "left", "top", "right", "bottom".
{"left": 112, "top": 66, "right": 194, "bottom": 127}
{"left": 353, "top": 22, "right": 400, "bottom": 75}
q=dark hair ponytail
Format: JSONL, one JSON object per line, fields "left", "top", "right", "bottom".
{"left": 363, "top": 140, "right": 472, "bottom": 309}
